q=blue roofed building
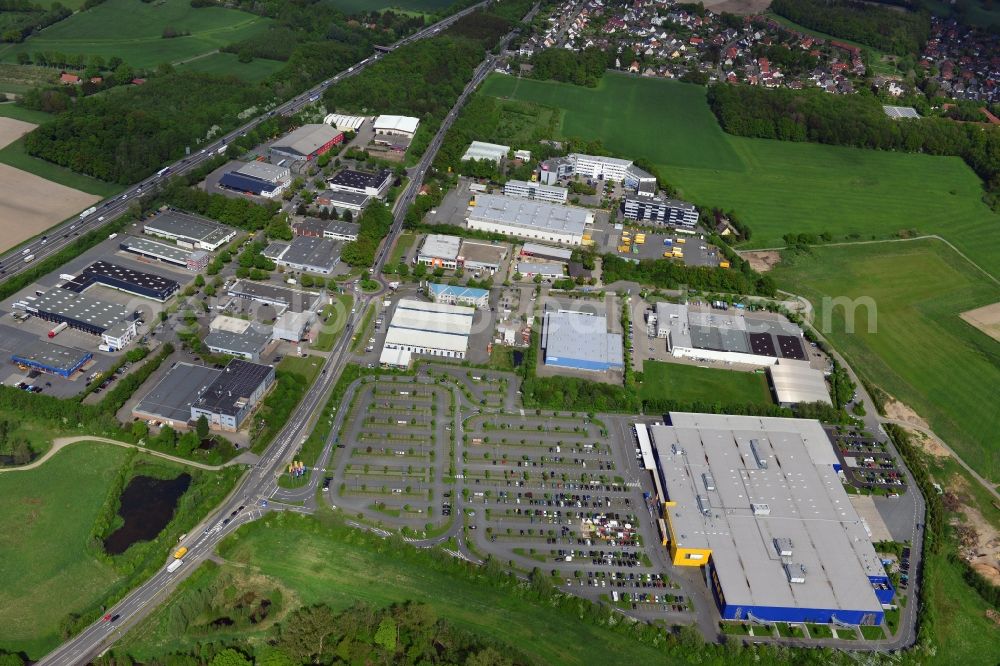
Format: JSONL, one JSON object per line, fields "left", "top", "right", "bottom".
{"left": 219, "top": 172, "right": 286, "bottom": 199}
{"left": 428, "top": 283, "right": 489, "bottom": 309}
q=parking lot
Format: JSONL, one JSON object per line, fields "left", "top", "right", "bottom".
{"left": 322, "top": 363, "right": 691, "bottom": 621}
{"left": 610, "top": 228, "right": 721, "bottom": 268}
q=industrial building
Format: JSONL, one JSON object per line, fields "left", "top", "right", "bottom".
{"left": 119, "top": 236, "right": 210, "bottom": 272}
{"left": 537, "top": 156, "right": 574, "bottom": 185}
{"left": 219, "top": 161, "right": 291, "bottom": 199}
{"left": 459, "top": 239, "right": 507, "bottom": 274}
{"left": 210, "top": 315, "right": 253, "bottom": 334}
{"left": 647, "top": 412, "right": 891, "bottom": 625}
{"left": 227, "top": 280, "right": 319, "bottom": 313}
{"left": 272, "top": 310, "right": 314, "bottom": 342}
{"left": 536, "top": 154, "right": 656, "bottom": 192}
{"left": 263, "top": 236, "right": 340, "bottom": 275}
{"left": 520, "top": 242, "right": 573, "bottom": 263}
{"left": 503, "top": 179, "right": 568, "bottom": 204}
{"left": 323, "top": 113, "right": 366, "bottom": 132}
{"left": 11, "top": 340, "right": 92, "bottom": 378}
{"left": 428, "top": 284, "right": 489, "bottom": 309}
{"left": 143, "top": 210, "right": 237, "bottom": 251}
{"left": 373, "top": 115, "right": 420, "bottom": 138}
{"left": 23, "top": 288, "right": 138, "bottom": 349}
{"left": 382, "top": 299, "right": 475, "bottom": 361}
{"left": 570, "top": 153, "right": 632, "bottom": 181}
{"left": 62, "top": 261, "right": 180, "bottom": 302}
{"left": 379, "top": 346, "right": 411, "bottom": 369}
{"left": 269, "top": 124, "right": 344, "bottom": 161}
{"left": 461, "top": 141, "right": 510, "bottom": 164}
{"left": 203, "top": 328, "right": 270, "bottom": 361}
{"left": 768, "top": 359, "right": 832, "bottom": 406}
{"left": 237, "top": 161, "right": 290, "bottom": 184}
{"left": 132, "top": 363, "right": 223, "bottom": 429}
{"left": 623, "top": 196, "right": 699, "bottom": 229}
{"left": 327, "top": 169, "right": 392, "bottom": 199}
{"left": 541, "top": 310, "right": 623, "bottom": 371}
{"left": 517, "top": 261, "right": 564, "bottom": 280}
{"left": 191, "top": 359, "right": 275, "bottom": 431}
{"left": 292, "top": 219, "right": 361, "bottom": 242}
{"left": 467, "top": 194, "right": 592, "bottom": 245}
{"left": 417, "top": 234, "right": 462, "bottom": 269}
{"left": 650, "top": 302, "right": 807, "bottom": 367}
{"left": 314, "top": 189, "right": 369, "bottom": 213}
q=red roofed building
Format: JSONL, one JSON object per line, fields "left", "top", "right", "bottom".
{"left": 689, "top": 36, "right": 703, "bottom": 45}
{"left": 758, "top": 57, "right": 770, "bottom": 74}
{"left": 60, "top": 72, "right": 81, "bottom": 85}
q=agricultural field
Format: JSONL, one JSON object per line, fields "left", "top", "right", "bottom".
{"left": 0, "top": 101, "right": 53, "bottom": 124}
{"left": 770, "top": 240, "right": 1000, "bottom": 481}
{"left": 173, "top": 51, "right": 284, "bottom": 83}
{"left": 0, "top": 63, "right": 57, "bottom": 96}
{"left": 119, "top": 513, "right": 668, "bottom": 665}
{"left": 480, "top": 73, "right": 1000, "bottom": 272}
{"left": 0, "top": 0, "right": 274, "bottom": 70}
{"left": 0, "top": 442, "right": 127, "bottom": 658}
{"left": 639, "top": 360, "right": 774, "bottom": 407}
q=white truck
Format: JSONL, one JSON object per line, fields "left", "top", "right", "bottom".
{"left": 79, "top": 206, "right": 97, "bottom": 219}
{"left": 166, "top": 559, "right": 184, "bottom": 573}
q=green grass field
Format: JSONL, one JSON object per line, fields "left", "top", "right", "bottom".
{"left": 174, "top": 52, "right": 284, "bottom": 83}
{"left": 0, "top": 136, "right": 121, "bottom": 197}
{"left": 120, "top": 513, "right": 667, "bottom": 665}
{"left": 639, "top": 360, "right": 775, "bottom": 407}
{"left": 480, "top": 74, "right": 1000, "bottom": 272}
{"left": 313, "top": 295, "right": 354, "bottom": 352}
{"left": 0, "top": 102, "right": 53, "bottom": 124}
{"left": 0, "top": 0, "right": 273, "bottom": 69}
{"left": 0, "top": 443, "right": 127, "bottom": 658}
{"left": 771, "top": 240, "right": 1000, "bottom": 481}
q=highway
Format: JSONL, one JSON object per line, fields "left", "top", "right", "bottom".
{"left": 34, "top": 3, "right": 535, "bottom": 664}
{"left": 0, "top": 0, "right": 488, "bottom": 283}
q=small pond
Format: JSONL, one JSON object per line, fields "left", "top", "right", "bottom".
{"left": 103, "top": 473, "right": 191, "bottom": 555}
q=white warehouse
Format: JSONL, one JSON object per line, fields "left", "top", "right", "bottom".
{"left": 467, "top": 194, "right": 591, "bottom": 245}
{"left": 382, "top": 299, "right": 475, "bottom": 361}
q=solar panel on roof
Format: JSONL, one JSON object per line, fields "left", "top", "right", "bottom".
{"left": 748, "top": 332, "right": 777, "bottom": 357}
{"left": 777, "top": 335, "right": 806, "bottom": 360}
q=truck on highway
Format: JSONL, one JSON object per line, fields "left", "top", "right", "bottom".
{"left": 80, "top": 206, "right": 97, "bottom": 219}
{"left": 23, "top": 254, "right": 34, "bottom": 263}
{"left": 48, "top": 322, "right": 68, "bottom": 338}
{"left": 217, "top": 145, "right": 227, "bottom": 155}
{"left": 173, "top": 546, "right": 188, "bottom": 559}
{"left": 166, "top": 559, "right": 184, "bottom": 573}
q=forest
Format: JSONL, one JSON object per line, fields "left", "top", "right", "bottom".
{"left": 527, "top": 47, "right": 610, "bottom": 87}
{"left": 600, "top": 253, "right": 777, "bottom": 297}
{"left": 707, "top": 83, "right": 1000, "bottom": 209}
{"left": 770, "top": 0, "right": 930, "bottom": 56}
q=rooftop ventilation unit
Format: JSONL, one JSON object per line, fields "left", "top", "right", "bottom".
{"left": 672, "top": 443, "right": 685, "bottom": 456}
{"left": 702, "top": 472, "right": 715, "bottom": 492}
{"left": 696, "top": 495, "right": 711, "bottom": 516}
{"left": 751, "top": 503, "right": 770, "bottom": 516}
{"left": 750, "top": 438, "right": 768, "bottom": 470}
{"left": 773, "top": 537, "right": 793, "bottom": 558}
{"left": 784, "top": 562, "right": 807, "bottom": 584}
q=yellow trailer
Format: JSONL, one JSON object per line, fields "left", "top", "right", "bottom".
{"left": 719, "top": 260, "right": 730, "bottom": 269}
{"left": 173, "top": 546, "right": 188, "bottom": 559}
{"left": 675, "top": 237, "right": 686, "bottom": 244}
{"left": 618, "top": 245, "right": 631, "bottom": 253}
{"left": 672, "top": 248, "right": 684, "bottom": 258}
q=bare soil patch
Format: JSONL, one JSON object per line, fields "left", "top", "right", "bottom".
{"left": 960, "top": 302, "right": 1000, "bottom": 343}
{"left": 947, "top": 478, "right": 1000, "bottom": 588}
{"left": 739, "top": 249, "right": 781, "bottom": 273}
{"left": 0, "top": 117, "right": 99, "bottom": 254}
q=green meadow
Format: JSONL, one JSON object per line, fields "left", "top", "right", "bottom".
{"left": 771, "top": 240, "right": 1000, "bottom": 481}
{"left": 173, "top": 51, "right": 284, "bottom": 83}
{"left": 480, "top": 73, "right": 1000, "bottom": 272}
{"left": 639, "top": 360, "right": 775, "bottom": 407}
{"left": 325, "top": 0, "right": 457, "bottom": 13}
{"left": 0, "top": 0, "right": 273, "bottom": 70}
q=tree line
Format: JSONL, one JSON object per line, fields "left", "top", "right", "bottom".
{"left": 770, "top": 0, "right": 930, "bottom": 56}
{"left": 0, "top": 1, "right": 69, "bottom": 44}
{"left": 528, "top": 47, "right": 610, "bottom": 87}
{"left": 601, "top": 252, "right": 777, "bottom": 297}
{"left": 707, "top": 83, "right": 1000, "bottom": 210}
{"left": 341, "top": 201, "right": 394, "bottom": 267}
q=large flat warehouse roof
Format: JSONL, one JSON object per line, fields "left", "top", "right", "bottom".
{"left": 11, "top": 339, "right": 92, "bottom": 373}
{"left": 144, "top": 210, "right": 234, "bottom": 246}
{"left": 470, "top": 194, "right": 590, "bottom": 235}
{"left": 28, "top": 288, "right": 132, "bottom": 332}
{"left": 272, "top": 124, "right": 342, "bottom": 157}
{"left": 133, "top": 362, "right": 222, "bottom": 423}
{"left": 650, "top": 413, "right": 884, "bottom": 617}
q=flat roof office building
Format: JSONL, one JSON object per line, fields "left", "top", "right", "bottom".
{"left": 143, "top": 210, "right": 237, "bottom": 251}
{"left": 459, "top": 239, "right": 507, "bottom": 274}
{"left": 227, "top": 280, "right": 319, "bottom": 313}
{"left": 428, "top": 284, "right": 489, "bottom": 309}
{"left": 503, "top": 179, "right": 568, "bottom": 204}
{"left": 263, "top": 236, "right": 340, "bottom": 275}
{"left": 648, "top": 413, "right": 890, "bottom": 625}
{"left": 541, "top": 310, "right": 623, "bottom": 371}
{"left": 382, "top": 299, "right": 475, "bottom": 361}
{"left": 219, "top": 172, "right": 286, "bottom": 199}
{"left": 132, "top": 363, "right": 223, "bottom": 429}
{"left": 467, "top": 194, "right": 591, "bottom": 245}
{"left": 314, "top": 189, "right": 370, "bottom": 213}
{"left": 191, "top": 359, "right": 275, "bottom": 431}
{"left": 203, "top": 329, "right": 270, "bottom": 361}
{"left": 417, "top": 234, "right": 462, "bottom": 269}
{"left": 373, "top": 115, "right": 420, "bottom": 138}
{"left": 517, "top": 261, "right": 564, "bottom": 279}
{"left": 327, "top": 169, "right": 392, "bottom": 199}
{"left": 292, "top": 218, "right": 361, "bottom": 241}
{"left": 11, "top": 340, "right": 92, "bottom": 378}
{"left": 520, "top": 242, "right": 573, "bottom": 263}
{"left": 623, "top": 196, "right": 699, "bottom": 229}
